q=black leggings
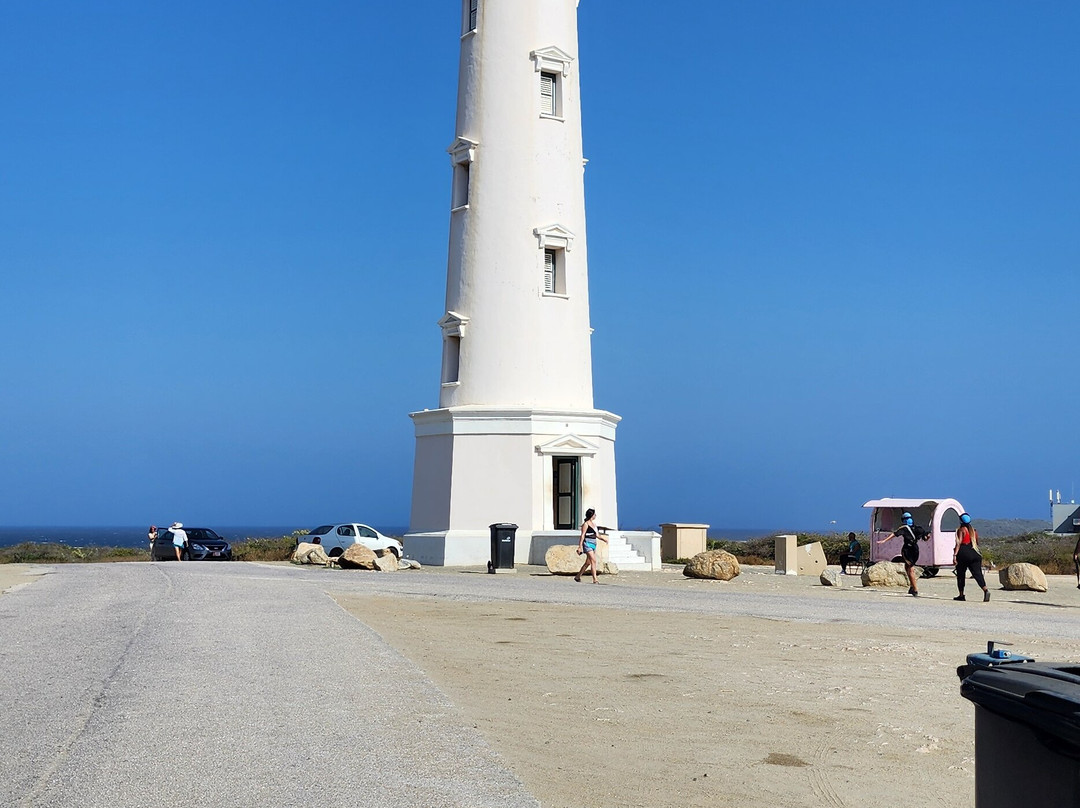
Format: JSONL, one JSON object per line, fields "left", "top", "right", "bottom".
{"left": 839, "top": 553, "right": 860, "bottom": 569}
{"left": 956, "top": 545, "right": 986, "bottom": 593}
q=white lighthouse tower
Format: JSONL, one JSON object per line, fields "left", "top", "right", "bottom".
{"left": 405, "top": 0, "right": 633, "bottom": 567}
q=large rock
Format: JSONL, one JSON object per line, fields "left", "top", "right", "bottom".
{"left": 338, "top": 544, "right": 377, "bottom": 570}
{"left": 545, "top": 545, "right": 617, "bottom": 576}
{"left": 546, "top": 545, "right": 583, "bottom": 574}
{"left": 373, "top": 550, "right": 400, "bottom": 572}
{"left": 683, "top": 550, "right": 740, "bottom": 580}
{"left": 292, "top": 542, "right": 330, "bottom": 566}
{"left": 861, "top": 562, "right": 914, "bottom": 587}
{"left": 820, "top": 568, "right": 842, "bottom": 587}
{"left": 999, "top": 563, "right": 1048, "bottom": 592}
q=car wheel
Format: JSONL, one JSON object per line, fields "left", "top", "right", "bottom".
{"left": 388, "top": 547, "right": 401, "bottom": 559}
{"left": 328, "top": 548, "right": 343, "bottom": 558}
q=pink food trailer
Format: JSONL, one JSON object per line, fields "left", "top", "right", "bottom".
{"left": 863, "top": 497, "right": 966, "bottom": 575}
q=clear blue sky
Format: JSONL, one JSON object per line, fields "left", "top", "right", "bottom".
{"left": 2, "top": 1, "right": 1077, "bottom": 532}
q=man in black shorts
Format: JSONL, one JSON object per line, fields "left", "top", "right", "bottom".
{"left": 876, "top": 512, "right": 925, "bottom": 597}
{"left": 1074, "top": 535, "right": 1080, "bottom": 590}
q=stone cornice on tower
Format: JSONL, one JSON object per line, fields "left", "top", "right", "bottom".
{"left": 530, "top": 45, "right": 574, "bottom": 76}
{"left": 447, "top": 136, "right": 478, "bottom": 165}
{"left": 533, "top": 223, "right": 576, "bottom": 252}
{"left": 437, "top": 311, "right": 469, "bottom": 338}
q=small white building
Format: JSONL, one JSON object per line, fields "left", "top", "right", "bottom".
{"left": 404, "top": 1, "right": 656, "bottom": 568}
{"left": 1052, "top": 502, "right": 1080, "bottom": 534}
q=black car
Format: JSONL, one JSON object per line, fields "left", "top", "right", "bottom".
{"left": 151, "top": 527, "right": 232, "bottom": 561}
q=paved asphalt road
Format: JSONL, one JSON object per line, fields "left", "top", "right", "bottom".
{"left": 0, "top": 562, "right": 541, "bottom": 808}
{"left": 3, "top": 560, "right": 1079, "bottom": 807}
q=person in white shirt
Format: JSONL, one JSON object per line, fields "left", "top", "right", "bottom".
{"left": 169, "top": 522, "right": 188, "bottom": 561}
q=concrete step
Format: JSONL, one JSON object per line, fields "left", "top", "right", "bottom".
{"left": 608, "top": 560, "right": 653, "bottom": 571}
{"left": 605, "top": 532, "right": 647, "bottom": 568}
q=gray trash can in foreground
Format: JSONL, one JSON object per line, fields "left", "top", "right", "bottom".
{"left": 958, "top": 642, "right": 1080, "bottom": 807}
{"left": 488, "top": 523, "right": 517, "bottom": 572}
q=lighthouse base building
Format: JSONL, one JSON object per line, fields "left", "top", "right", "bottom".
{"left": 406, "top": 408, "right": 629, "bottom": 566}
{"left": 403, "top": 0, "right": 659, "bottom": 569}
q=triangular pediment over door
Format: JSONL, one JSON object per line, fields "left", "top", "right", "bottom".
{"left": 535, "top": 434, "right": 598, "bottom": 457}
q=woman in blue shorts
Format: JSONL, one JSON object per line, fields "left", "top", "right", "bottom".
{"left": 575, "top": 508, "right": 608, "bottom": 584}
{"left": 169, "top": 521, "right": 188, "bottom": 561}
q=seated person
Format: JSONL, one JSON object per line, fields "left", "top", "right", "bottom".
{"left": 839, "top": 532, "right": 863, "bottom": 573}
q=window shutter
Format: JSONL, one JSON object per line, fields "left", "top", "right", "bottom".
{"left": 540, "top": 73, "right": 555, "bottom": 115}
{"left": 544, "top": 250, "right": 556, "bottom": 293}
{"left": 469, "top": 0, "right": 478, "bottom": 31}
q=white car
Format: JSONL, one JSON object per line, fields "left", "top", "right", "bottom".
{"left": 305, "top": 523, "right": 403, "bottom": 559}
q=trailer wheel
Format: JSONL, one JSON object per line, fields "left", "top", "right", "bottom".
{"left": 922, "top": 565, "right": 939, "bottom": 578}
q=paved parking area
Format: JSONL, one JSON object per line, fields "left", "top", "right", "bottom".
{"left": 0, "top": 562, "right": 539, "bottom": 808}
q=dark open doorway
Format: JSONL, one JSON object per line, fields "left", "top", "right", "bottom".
{"left": 553, "top": 456, "right": 579, "bottom": 530}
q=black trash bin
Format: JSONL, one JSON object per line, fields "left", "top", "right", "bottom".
{"left": 958, "top": 643, "right": 1080, "bottom": 807}
{"left": 488, "top": 523, "right": 517, "bottom": 572}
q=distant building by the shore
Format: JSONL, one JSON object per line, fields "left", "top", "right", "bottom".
{"left": 1052, "top": 502, "right": 1080, "bottom": 535}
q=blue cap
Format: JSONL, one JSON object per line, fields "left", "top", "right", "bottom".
{"left": 901, "top": 512, "right": 912, "bottom": 519}
{"left": 960, "top": 513, "right": 972, "bottom": 525}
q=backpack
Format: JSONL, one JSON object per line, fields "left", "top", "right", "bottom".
{"left": 897, "top": 524, "right": 923, "bottom": 546}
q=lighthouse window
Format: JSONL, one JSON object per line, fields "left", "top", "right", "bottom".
{"left": 543, "top": 248, "right": 566, "bottom": 296}
{"left": 442, "top": 335, "right": 461, "bottom": 384}
{"left": 452, "top": 161, "right": 470, "bottom": 209}
{"left": 464, "top": 0, "right": 478, "bottom": 33}
{"left": 540, "top": 72, "right": 558, "bottom": 117}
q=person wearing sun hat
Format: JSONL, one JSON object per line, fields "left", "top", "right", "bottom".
{"left": 168, "top": 522, "right": 188, "bottom": 561}
{"left": 952, "top": 513, "right": 990, "bottom": 602}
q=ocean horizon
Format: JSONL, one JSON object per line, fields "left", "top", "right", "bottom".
{"left": 0, "top": 525, "right": 789, "bottom": 549}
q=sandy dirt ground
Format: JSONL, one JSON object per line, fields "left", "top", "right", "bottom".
{"left": 334, "top": 567, "right": 1080, "bottom": 808}
{"left": 0, "top": 564, "right": 48, "bottom": 595}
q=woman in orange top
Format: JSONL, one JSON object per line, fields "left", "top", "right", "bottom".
{"left": 953, "top": 513, "right": 990, "bottom": 602}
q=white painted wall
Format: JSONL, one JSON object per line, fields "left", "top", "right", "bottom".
{"left": 404, "top": 0, "right": 622, "bottom": 566}
{"left": 441, "top": 0, "right": 593, "bottom": 410}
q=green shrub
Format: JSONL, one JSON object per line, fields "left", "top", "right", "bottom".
{"left": 979, "top": 533, "right": 1077, "bottom": 575}
{"left": 231, "top": 530, "right": 308, "bottom": 562}
{"left": 707, "top": 537, "right": 775, "bottom": 560}
{"left": 0, "top": 543, "right": 149, "bottom": 564}
{"left": 707, "top": 533, "right": 867, "bottom": 566}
